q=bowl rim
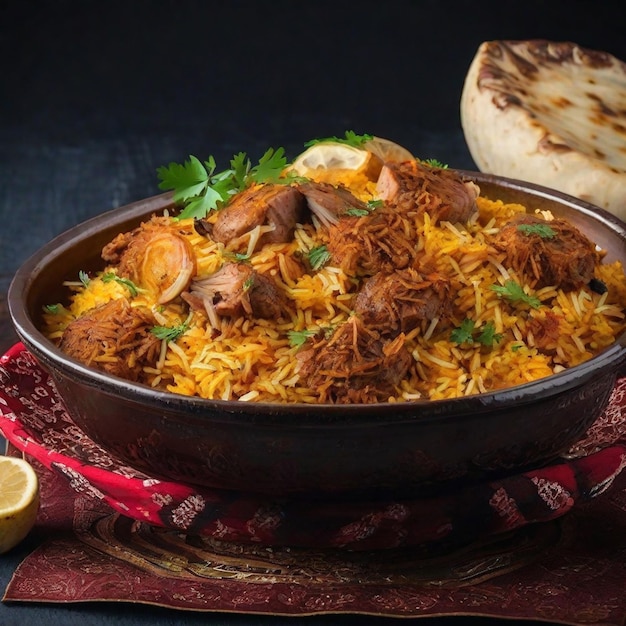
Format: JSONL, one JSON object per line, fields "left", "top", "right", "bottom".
{"left": 8, "top": 171, "right": 626, "bottom": 421}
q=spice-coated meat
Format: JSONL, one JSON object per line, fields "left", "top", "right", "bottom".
{"left": 59, "top": 299, "right": 161, "bottom": 382}
{"left": 326, "top": 205, "right": 424, "bottom": 277}
{"left": 296, "top": 181, "right": 369, "bottom": 228}
{"left": 376, "top": 161, "right": 479, "bottom": 225}
{"left": 354, "top": 269, "right": 452, "bottom": 336}
{"left": 491, "top": 214, "right": 601, "bottom": 290}
{"left": 211, "top": 184, "right": 306, "bottom": 251}
{"left": 296, "top": 317, "right": 413, "bottom": 403}
{"left": 185, "top": 262, "right": 291, "bottom": 321}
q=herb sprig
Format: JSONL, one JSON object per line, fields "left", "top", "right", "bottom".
{"left": 421, "top": 158, "right": 448, "bottom": 169}
{"left": 151, "top": 313, "right": 192, "bottom": 343}
{"left": 450, "top": 319, "right": 503, "bottom": 347}
{"left": 101, "top": 272, "right": 140, "bottom": 297}
{"left": 516, "top": 223, "right": 557, "bottom": 239}
{"left": 304, "top": 131, "right": 373, "bottom": 148}
{"left": 157, "top": 148, "right": 293, "bottom": 220}
{"left": 288, "top": 329, "right": 317, "bottom": 348}
{"left": 490, "top": 279, "right": 541, "bottom": 309}
{"left": 308, "top": 245, "right": 331, "bottom": 270}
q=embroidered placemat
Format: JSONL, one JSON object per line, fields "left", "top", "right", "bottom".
{"left": 1, "top": 343, "right": 626, "bottom": 621}
{"left": 3, "top": 448, "right": 626, "bottom": 623}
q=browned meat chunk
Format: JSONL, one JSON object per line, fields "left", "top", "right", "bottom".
{"left": 354, "top": 269, "right": 452, "bottom": 336}
{"left": 296, "top": 181, "right": 369, "bottom": 228}
{"left": 491, "top": 214, "right": 601, "bottom": 290}
{"left": 211, "top": 184, "right": 306, "bottom": 251}
{"left": 327, "top": 206, "right": 423, "bottom": 277}
{"left": 185, "top": 262, "right": 291, "bottom": 322}
{"left": 101, "top": 216, "right": 196, "bottom": 304}
{"left": 376, "top": 161, "right": 479, "bottom": 225}
{"left": 296, "top": 317, "right": 413, "bottom": 403}
{"left": 59, "top": 299, "right": 161, "bottom": 382}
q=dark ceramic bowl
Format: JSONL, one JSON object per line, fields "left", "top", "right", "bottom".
{"left": 8, "top": 173, "right": 626, "bottom": 499}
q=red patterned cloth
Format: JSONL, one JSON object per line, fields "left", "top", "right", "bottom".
{"left": 1, "top": 342, "right": 626, "bottom": 551}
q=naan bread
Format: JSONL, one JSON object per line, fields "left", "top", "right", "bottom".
{"left": 461, "top": 40, "right": 626, "bottom": 221}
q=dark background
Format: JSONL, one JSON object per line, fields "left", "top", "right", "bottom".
{"left": 1, "top": 1, "right": 626, "bottom": 624}
{"left": 3, "top": 0, "right": 626, "bottom": 305}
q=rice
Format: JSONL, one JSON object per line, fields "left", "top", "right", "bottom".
{"left": 43, "top": 179, "right": 626, "bottom": 404}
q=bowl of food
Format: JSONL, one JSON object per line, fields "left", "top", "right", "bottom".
{"left": 7, "top": 134, "right": 626, "bottom": 499}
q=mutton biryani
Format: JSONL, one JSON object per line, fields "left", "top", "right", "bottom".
{"left": 42, "top": 134, "right": 626, "bottom": 405}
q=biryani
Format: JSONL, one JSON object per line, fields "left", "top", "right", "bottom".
{"left": 42, "top": 133, "right": 626, "bottom": 404}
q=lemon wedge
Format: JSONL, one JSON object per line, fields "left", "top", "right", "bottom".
{"left": 362, "top": 136, "right": 415, "bottom": 163}
{"left": 290, "top": 141, "right": 383, "bottom": 180}
{"left": 0, "top": 455, "right": 40, "bottom": 553}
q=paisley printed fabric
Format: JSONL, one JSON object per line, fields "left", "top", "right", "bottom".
{"left": 1, "top": 343, "right": 625, "bottom": 551}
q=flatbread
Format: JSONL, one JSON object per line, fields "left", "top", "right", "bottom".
{"left": 461, "top": 40, "right": 626, "bottom": 222}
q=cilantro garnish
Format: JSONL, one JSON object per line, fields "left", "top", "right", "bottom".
{"left": 304, "top": 131, "right": 373, "bottom": 148}
{"left": 223, "top": 251, "right": 251, "bottom": 263}
{"left": 308, "top": 245, "right": 331, "bottom": 270}
{"left": 78, "top": 270, "right": 90, "bottom": 287}
{"left": 157, "top": 148, "right": 291, "bottom": 220}
{"left": 101, "top": 272, "right": 140, "bottom": 297}
{"left": 44, "top": 303, "right": 60, "bottom": 314}
{"left": 288, "top": 329, "right": 317, "bottom": 348}
{"left": 516, "top": 223, "right": 556, "bottom": 239}
{"left": 450, "top": 319, "right": 503, "bottom": 347}
{"left": 450, "top": 318, "right": 475, "bottom": 344}
{"left": 345, "top": 199, "right": 381, "bottom": 218}
{"left": 490, "top": 280, "right": 541, "bottom": 309}
{"left": 345, "top": 207, "right": 370, "bottom": 217}
{"left": 151, "top": 315, "right": 191, "bottom": 343}
{"left": 243, "top": 275, "right": 255, "bottom": 291}
{"left": 476, "top": 321, "right": 503, "bottom": 347}
{"left": 422, "top": 158, "right": 448, "bottom": 169}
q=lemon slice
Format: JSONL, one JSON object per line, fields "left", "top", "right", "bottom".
{"left": 291, "top": 141, "right": 373, "bottom": 172}
{"left": 290, "top": 141, "right": 385, "bottom": 183}
{"left": 0, "top": 456, "right": 40, "bottom": 554}
{"left": 363, "top": 136, "right": 415, "bottom": 163}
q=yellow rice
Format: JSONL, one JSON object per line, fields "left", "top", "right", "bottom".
{"left": 43, "top": 173, "right": 626, "bottom": 404}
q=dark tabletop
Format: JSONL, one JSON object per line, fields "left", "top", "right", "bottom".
{"left": 1, "top": 1, "right": 625, "bottom": 624}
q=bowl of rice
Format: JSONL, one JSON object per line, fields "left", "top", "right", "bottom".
{"left": 8, "top": 136, "right": 626, "bottom": 498}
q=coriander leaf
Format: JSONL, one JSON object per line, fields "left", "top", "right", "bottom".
{"left": 79, "top": 270, "right": 90, "bottom": 287}
{"left": 250, "top": 147, "right": 288, "bottom": 184}
{"left": 151, "top": 313, "right": 192, "bottom": 343}
{"left": 44, "top": 303, "right": 60, "bottom": 314}
{"left": 177, "top": 188, "right": 224, "bottom": 220}
{"left": 101, "top": 272, "right": 140, "bottom": 297}
{"left": 308, "top": 245, "right": 331, "bottom": 270}
{"left": 422, "top": 158, "right": 448, "bottom": 169}
{"left": 157, "top": 156, "right": 210, "bottom": 203}
{"left": 243, "top": 275, "right": 255, "bottom": 291}
{"left": 223, "top": 250, "right": 251, "bottom": 262}
{"left": 490, "top": 279, "right": 541, "bottom": 309}
{"left": 345, "top": 199, "right": 380, "bottom": 217}
{"left": 477, "top": 321, "right": 503, "bottom": 347}
{"left": 304, "top": 131, "right": 373, "bottom": 148}
{"left": 516, "top": 223, "right": 557, "bottom": 238}
{"left": 157, "top": 147, "right": 291, "bottom": 220}
{"left": 450, "top": 318, "right": 475, "bottom": 344}
{"left": 229, "top": 152, "right": 250, "bottom": 189}
{"left": 345, "top": 207, "right": 370, "bottom": 217}
{"left": 288, "top": 329, "right": 317, "bottom": 348}
{"left": 151, "top": 323, "right": 186, "bottom": 342}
